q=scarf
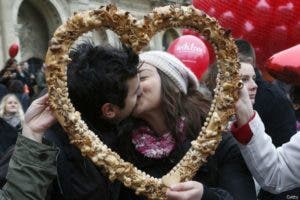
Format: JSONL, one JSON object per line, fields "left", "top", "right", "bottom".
{"left": 131, "top": 118, "right": 185, "bottom": 159}
{"left": 2, "top": 113, "right": 21, "bottom": 128}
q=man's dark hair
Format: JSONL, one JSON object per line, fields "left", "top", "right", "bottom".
{"left": 8, "top": 80, "right": 24, "bottom": 93}
{"left": 290, "top": 86, "right": 300, "bottom": 105}
{"left": 67, "top": 42, "right": 139, "bottom": 127}
{"left": 235, "top": 39, "right": 256, "bottom": 66}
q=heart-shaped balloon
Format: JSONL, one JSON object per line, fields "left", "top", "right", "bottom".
{"left": 193, "top": 0, "right": 300, "bottom": 69}
{"left": 265, "top": 44, "right": 300, "bottom": 85}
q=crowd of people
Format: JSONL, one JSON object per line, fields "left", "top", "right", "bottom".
{"left": 0, "top": 57, "right": 46, "bottom": 159}
{"left": 0, "top": 38, "right": 299, "bottom": 200}
{"left": 0, "top": 57, "right": 46, "bottom": 102}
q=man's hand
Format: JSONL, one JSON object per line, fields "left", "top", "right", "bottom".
{"left": 166, "top": 181, "right": 204, "bottom": 200}
{"left": 22, "top": 94, "right": 56, "bottom": 143}
{"left": 235, "top": 86, "right": 255, "bottom": 127}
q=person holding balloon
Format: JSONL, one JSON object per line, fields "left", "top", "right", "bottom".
{"left": 0, "top": 44, "right": 20, "bottom": 87}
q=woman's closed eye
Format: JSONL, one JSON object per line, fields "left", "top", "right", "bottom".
{"left": 140, "top": 76, "right": 147, "bottom": 81}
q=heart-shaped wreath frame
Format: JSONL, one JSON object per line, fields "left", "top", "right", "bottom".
{"left": 45, "top": 4, "right": 241, "bottom": 200}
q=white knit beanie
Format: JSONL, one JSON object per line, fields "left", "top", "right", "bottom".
{"left": 139, "top": 51, "right": 199, "bottom": 94}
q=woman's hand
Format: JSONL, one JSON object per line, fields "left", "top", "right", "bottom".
{"left": 22, "top": 94, "right": 56, "bottom": 143}
{"left": 235, "top": 86, "right": 255, "bottom": 127}
{"left": 166, "top": 181, "right": 204, "bottom": 200}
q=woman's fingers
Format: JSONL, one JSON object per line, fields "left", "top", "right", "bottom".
{"left": 166, "top": 181, "right": 204, "bottom": 200}
{"left": 170, "top": 181, "right": 197, "bottom": 191}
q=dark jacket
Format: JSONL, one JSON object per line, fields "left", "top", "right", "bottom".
{"left": 0, "top": 146, "right": 14, "bottom": 188}
{"left": 0, "top": 84, "right": 7, "bottom": 101}
{"left": 118, "top": 133, "right": 256, "bottom": 200}
{"left": 0, "top": 118, "right": 20, "bottom": 158}
{"left": 45, "top": 124, "right": 120, "bottom": 200}
{"left": 45, "top": 124, "right": 236, "bottom": 200}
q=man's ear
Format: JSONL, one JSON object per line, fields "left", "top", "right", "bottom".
{"left": 101, "top": 103, "right": 119, "bottom": 119}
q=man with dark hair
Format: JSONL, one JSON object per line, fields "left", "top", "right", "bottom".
{"left": 67, "top": 42, "right": 141, "bottom": 129}
{"left": 45, "top": 42, "right": 142, "bottom": 199}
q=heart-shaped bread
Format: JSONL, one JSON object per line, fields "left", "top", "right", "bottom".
{"left": 45, "top": 4, "right": 241, "bottom": 200}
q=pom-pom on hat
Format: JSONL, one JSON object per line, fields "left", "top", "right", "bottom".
{"left": 139, "top": 51, "right": 199, "bottom": 94}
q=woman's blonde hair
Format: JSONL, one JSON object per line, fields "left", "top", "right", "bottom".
{"left": 0, "top": 94, "right": 25, "bottom": 126}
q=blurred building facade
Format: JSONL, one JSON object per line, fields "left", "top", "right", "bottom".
{"left": 0, "top": 0, "right": 190, "bottom": 68}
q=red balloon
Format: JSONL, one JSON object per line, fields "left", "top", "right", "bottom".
{"left": 265, "top": 44, "right": 300, "bottom": 85}
{"left": 168, "top": 35, "right": 210, "bottom": 80}
{"left": 192, "top": 0, "right": 300, "bottom": 71}
{"left": 182, "top": 29, "right": 216, "bottom": 64}
{"left": 9, "top": 43, "right": 19, "bottom": 58}
{"left": 182, "top": 29, "right": 200, "bottom": 37}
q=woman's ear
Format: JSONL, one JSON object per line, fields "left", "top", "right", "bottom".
{"left": 101, "top": 103, "right": 118, "bottom": 119}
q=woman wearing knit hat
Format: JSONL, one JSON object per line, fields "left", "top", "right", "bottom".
{"left": 117, "top": 51, "right": 256, "bottom": 200}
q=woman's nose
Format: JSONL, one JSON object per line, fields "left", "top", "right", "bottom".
{"left": 250, "top": 79, "right": 257, "bottom": 90}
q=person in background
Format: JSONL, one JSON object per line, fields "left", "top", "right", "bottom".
{"left": 0, "top": 94, "right": 25, "bottom": 157}
{"left": 235, "top": 39, "right": 297, "bottom": 146}
{"left": 35, "top": 63, "right": 46, "bottom": 94}
{"left": 289, "top": 86, "right": 300, "bottom": 131}
{"left": 238, "top": 56, "right": 257, "bottom": 105}
{"left": 15, "top": 64, "right": 30, "bottom": 86}
{"left": 17, "top": 61, "right": 35, "bottom": 97}
{"left": 231, "top": 85, "right": 300, "bottom": 194}
{"left": 0, "top": 94, "right": 58, "bottom": 200}
{"left": 0, "top": 59, "right": 18, "bottom": 86}
{"left": 0, "top": 84, "right": 7, "bottom": 101}
{"left": 26, "top": 58, "right": 45, "bottom": 97}
{"left": 7, "top": 80, "right": 30, "bottom": 111}
{"left": 235, "top": 39, "right": 299, "bottom": 200}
